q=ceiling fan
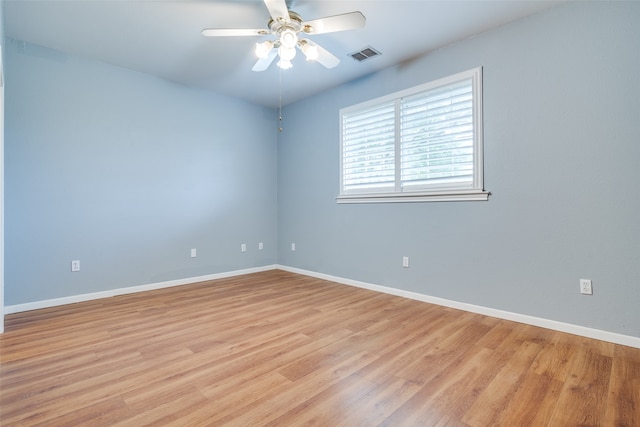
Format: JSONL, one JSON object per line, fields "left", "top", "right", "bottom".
{"left": 202, "top": 0, "right": 366, "bottom": 72}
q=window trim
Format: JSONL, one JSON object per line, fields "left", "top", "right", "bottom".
{"left": 338, "top": 67, "right": 489, "bottom": 203}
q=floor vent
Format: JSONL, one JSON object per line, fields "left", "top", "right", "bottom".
{"left": 349, "top": 46, "right": 382, "bottom": 62}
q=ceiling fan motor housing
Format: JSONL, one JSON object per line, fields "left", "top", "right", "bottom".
{"left": 269, "top": 10, "right": 303, "bottom": 37}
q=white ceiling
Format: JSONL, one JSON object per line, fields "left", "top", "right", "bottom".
{"left": 5, "top": 0, "right": 564, "bottom": 108}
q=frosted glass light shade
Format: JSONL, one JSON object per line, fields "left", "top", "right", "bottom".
{"left": 255, "top": 41, "right": 273, "bottom": 59}
{"left": 278, "top": 45, "right": 296, "bottom": 61}
{"left": 277, "top": 59, "right": 293, "bottom": 69}
{"left": 301, "top": 42, "right": 319, "bottom": 61}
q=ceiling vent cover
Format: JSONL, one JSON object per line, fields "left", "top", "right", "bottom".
{"left": 349, "top": 46, "right": 381, "bottom": 62}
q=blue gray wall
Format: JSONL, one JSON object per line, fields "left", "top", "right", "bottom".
{"left": 5, "top": 40, "right": 278, "bottom": 304}
{"left": 277, "top": 2, "right": 640, "bottom": 337}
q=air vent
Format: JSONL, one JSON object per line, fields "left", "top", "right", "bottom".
{"left": 349, "top": 46, "right": 381, "bottom": 62}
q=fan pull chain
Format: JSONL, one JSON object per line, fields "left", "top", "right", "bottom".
{"left": 278, "top": 66, "right": 284, "bottom": 132}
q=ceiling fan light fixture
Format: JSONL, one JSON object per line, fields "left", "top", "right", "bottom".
{"left": 255, "top": 40, "right": 274, "bottom": 59}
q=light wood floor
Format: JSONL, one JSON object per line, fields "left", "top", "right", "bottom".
{"left": 1, "top": 270, "right": 639, "bottom": 426}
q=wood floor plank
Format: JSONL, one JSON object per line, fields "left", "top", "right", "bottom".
{"left": 0, "top": 349, "right": 193, "bottom": 425}
{"left": 138, "top": 372, "right": 294, "bottom": 427}
{"left": 378, "top": 346, "right": 497, "bottom": 426}
{"left": 204, "top": 351, "right": 380, "bottom": 426}
{"left": 111, "top": 388, "right": 210, "bottom": 427}
{"left": 531, "top": 332, "right": 577, "bottom": 382}
{"left": 334, "top": 376, "right": 423, "bottom": 426}
{"left": 193, "top": 328, "right": 352, "bottom": 399}
{"left": 30, "top": 396, "right": 133, "bottom": 427}
{"left": 261, "top": 372, "right": 378, "bottom": 426}
{"left": 495, "top": 370, "right": 564, "bottom": 426}
{"left": 461, "top": 339, "right": 543, "bottom": 426}
{"left": 1, "top": 270, "right": 639, "bottom": 426}
{"left": 603, "top": 346, "right": 640, "bottom": 426}
{"left": 548, "top": 347, "right": 613, "bottom": 426}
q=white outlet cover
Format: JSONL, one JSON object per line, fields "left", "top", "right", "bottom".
{"left": 580, "top": 279, "right": 593, "bottom": 295}
{"left": 241, "top": 244, "right": 247, "bottom": 252}
{"left": 190, "top": 248, "right": 197, "bottom": 258}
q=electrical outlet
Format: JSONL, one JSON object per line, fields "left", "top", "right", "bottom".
{"left": 580, "top": 279, "right": 593, "bottom": 295}
{"left": 190, "top": 248, "right": 197, "bottom": 258}
{"left": 71, "top": 260, "right": 80, "bottom": 272}
{"left": 258, "top": 242, "right": 264, "bottom": 251}
{"left": 291, "top": 243, "right": 296, "bottom": 251}
{"left": 241, "top": 243, "right": 247, "bottom": 253}
{"left": 402, "top": 256, "right": 410, "bottom": 268}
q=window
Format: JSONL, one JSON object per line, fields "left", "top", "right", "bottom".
{"left": 338, "top": 67, "right": 489, "bottom": 203}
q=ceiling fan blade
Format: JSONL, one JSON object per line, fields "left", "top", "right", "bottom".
{"left": 202, "top": 28, "right": 267, "bottom": 37}
{"left": 264, "top": 0, "right": 290, "bottom": 23}
{"left": 306, "top": 40, "right": 340, "bottom": 69}
{"left": 252, "top": 49, "right": 278, "bottom": 72}
{"left": 302, "top": 12, "right": 366, "bottom": 35}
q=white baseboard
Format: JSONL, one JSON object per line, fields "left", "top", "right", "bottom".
{"left": 4, "top": 265, "right": 278, "bottom": 315}
{"left": 276, "top": 265, "right": 640, "bottom": 349}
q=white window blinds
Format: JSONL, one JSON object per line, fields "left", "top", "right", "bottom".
{"left": 341, "top": 102, "right": 395, "bottom": 193}
{"left": 400, "top": 79, "right": 474, "bottom": 190}
{"left": 339, "top": 67, "right": 487, "bottom": 203}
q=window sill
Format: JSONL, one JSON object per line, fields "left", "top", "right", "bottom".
{"left": 336, "top": 190, "right": 490, "bottom": 204}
